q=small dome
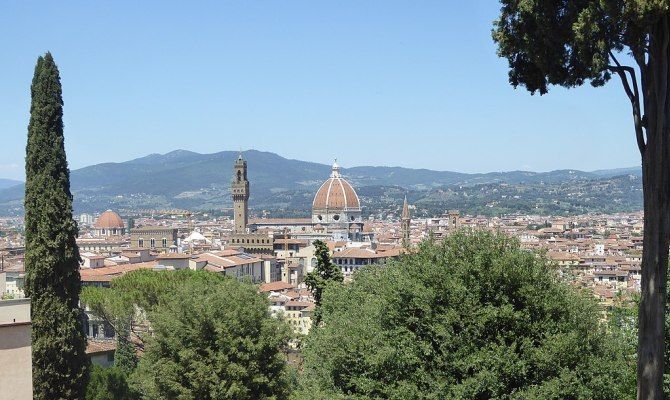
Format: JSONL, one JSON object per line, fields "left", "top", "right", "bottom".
{"left": 94, "top": 210, "right": 124, "bottom": 229}
{"left": 313, "top": 162, "right": 360, "bottom": 211}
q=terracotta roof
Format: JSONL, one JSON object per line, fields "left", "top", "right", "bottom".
{"left": 285, "top": 300, "right": 314, "bottom": 308}
{"left": 332, "top": 247, "right": 398, "bottom": 259}
{"left": 195, "top": 251, "right": 262, "bottom": 270}
{"left": 86, "top": 340, "right": 117, "bottom": 355}
{"left": 93, "top": 210, "right": 124, "bottom": 229}
{"left": 312, "top": 163, "right": 360, "bottom": 211}
{"left": 155, "top": 253, "right": 191, "bottom": 260}
{"left": 259, "top": 281, "right": 295, "bottom": 293}
{"left": 546, "top": 251, "right": 580, "bottom": 261}
{"left": 80, "top": 261, "right": 158, "bottom": 282}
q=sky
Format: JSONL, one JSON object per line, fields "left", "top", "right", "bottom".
{"left": 0, "top": 1, "right": 641, "bottom": 181}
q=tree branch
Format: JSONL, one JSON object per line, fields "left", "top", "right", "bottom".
{"left": 609, "top": 51, "right": 647, "bottom": 153}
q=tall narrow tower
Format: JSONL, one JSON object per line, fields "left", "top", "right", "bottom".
{"left": 401, "top": 196, "right": 411, "bottom": 246}
{"left": 232, "top": 154, "right": 249, "bottom": 233}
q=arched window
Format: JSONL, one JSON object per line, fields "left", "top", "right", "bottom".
{"left": 162, "top": 238, "right": 167, "bottom": 248}
{"left": 150, "top": 238, "right": 156, "bottom": 248}
{"left": 138, "top": 238, "right": 144, "bottom": 247}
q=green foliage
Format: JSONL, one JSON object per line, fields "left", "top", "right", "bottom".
{"left": 608, "top": 295, "right": 670, "bottom": 396}
{"left": 113, "top": 319, "right": 137, "bottom": 376}
{"left": 82, "top": 270, "right": 292, "bottom": 399}
{"left": 81, "top": 269, "right": 234, "bottom": 374}
{"left": 86, "top": 365, "right": 134, "bottom": 400}
{"left": 82, "top": 269, "right": 230, "bottom": 319}
{"left": 297, "top": 231, "right": 635, "bottom": 399}
{"left": 24, "top": 52, "right": 89, "bottom": 399}
{"left": 129, "top": 272, "right": 292, "bottom": 400}
{"left": 493, "top": 0, "right": 662, "bottom": 94}
{"left": 304, "top": 239, "right": 343, "bottom": 325}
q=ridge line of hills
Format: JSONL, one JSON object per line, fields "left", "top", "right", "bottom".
{"left": 0, "top": 149, "right": 643, "bottom": 217}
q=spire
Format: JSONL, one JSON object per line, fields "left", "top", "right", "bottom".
{"left": 402, "top": 196, "right": 410, "bottom": 220}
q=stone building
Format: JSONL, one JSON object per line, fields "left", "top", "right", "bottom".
{"left": 401, "top": 196, "right": 410, "bottom": 246}
{"left": 0, "top": 298, "right": 32, "bottom": 400}
{"left": 130, "top": 226, "right": 178, "bottom": 252}
{"left": 232, "top": 154, "right": 249, "bottom": 233}
{"left": 228, "top": 153, "right": 275, "bottom": 255}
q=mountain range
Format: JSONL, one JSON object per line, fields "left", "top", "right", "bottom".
{"left": 0, "top": 149, "right": 643, "bottom": 217}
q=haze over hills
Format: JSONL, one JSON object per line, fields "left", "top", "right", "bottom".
{"left": 0, "top": 149, "right": 643, "bottom": 216}
{"left": 0, "top": 178, "right": 22, "bottom": 190}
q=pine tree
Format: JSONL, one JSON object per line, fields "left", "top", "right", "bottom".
{"left": 305, "top": 239, "right": 343, "bottom": 325}
{"left": 24, "top": 52, "right": 89, "bottom": 399}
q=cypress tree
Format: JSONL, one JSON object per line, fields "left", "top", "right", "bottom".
{"left": 113, "top": 318, "right": 137, "bottom": 376}
{"left": 24, "top": 52, "right": 89, "bottom": 399}
{"left": 305, "top": 239, "right": 343, "bottom": 325}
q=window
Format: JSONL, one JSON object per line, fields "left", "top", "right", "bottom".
{"left": 162, "top": 238, "right": 167, "bottom": 248}
{"left": 333, "top": 214, "right": 340, "bottom": 221}
{"left": 138, "top": 238, "right": 144, "bottom": 247}
{"left": 150, "top": 238, "right": 156, "bottom": 248}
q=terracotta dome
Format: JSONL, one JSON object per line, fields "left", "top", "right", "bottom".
{"left": 94, "top": 210, "right": 124, "bottom": 229}
{"left": 312, "top": 162, "right": 360, "bottom": 211}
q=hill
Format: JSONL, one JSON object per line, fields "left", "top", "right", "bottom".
{"left": 0, "top": 179, "right": 22, "bottom": 190}
{"left": 0, "top": 149, "right": 643, "bottom": 216}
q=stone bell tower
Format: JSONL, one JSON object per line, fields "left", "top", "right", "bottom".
{"left": 232, "top": 153, "right": 249, "bottom": 233}
{"left": 401, "top": 196, "right": 411, "bottom": 247}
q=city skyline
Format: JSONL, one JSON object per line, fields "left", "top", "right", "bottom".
{"left": 1, "top": 1, "right": 641, "bottom": 181}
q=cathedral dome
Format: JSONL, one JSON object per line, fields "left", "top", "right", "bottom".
{"left": 94, "top": 210, "right": 124, "bottom": 229}
{"left": 312, "top": 162, "right": 361, "bottom": 212}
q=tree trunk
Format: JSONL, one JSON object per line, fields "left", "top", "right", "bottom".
{"left": 638, "top": 16, "right": 670, "bottom": 400}
{"left": 638, "top": 149, "right": 670, "bottom": 399}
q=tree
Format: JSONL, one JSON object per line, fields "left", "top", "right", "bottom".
{"left": 86, "top": 365, "right": 134, "bottom": 400}
{"left": 296, "top": 231, "right": 636, "bottom": 399}
{"left": 492, "top": 3, "right": 670, "bottom": 397}
{"left": 81, "top": 269, "right": 233, "bottom": 356}
{"left": 24, "top": 52, "right": 89, "bottom": 399}
{"left": 304, "top": 239, "right": 343, "bottom": 325}
{"left": 128, "top": 272, "right": 292, "bottom": 400}
{"left": 82, "top": 270, "right": 293, "bottom": 399}
{"left": 113, "top": 319, "right": 137, "bottom": 376}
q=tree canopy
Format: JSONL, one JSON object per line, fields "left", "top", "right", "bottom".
{"left": 493, "top": 1, "right": 660, "bottom": 93}
{"left": 296, "top": 231, "right": 635, "bottom": 399}
{"left": 82, "top": 270, "right": 293, "bottom": 400}
{"left": 86, "top": 365, "right": 134, "bottom": 400}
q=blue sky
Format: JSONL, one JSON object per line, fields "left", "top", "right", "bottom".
{"left": 0, "top": 1, "right": 640, "bottom": 180}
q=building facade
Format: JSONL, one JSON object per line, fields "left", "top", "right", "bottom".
{"left": 0, "top": 298, "right": 32, "bottom": 400}
{"left": 130, "top": 226, "right": 178, "bottom": 252}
